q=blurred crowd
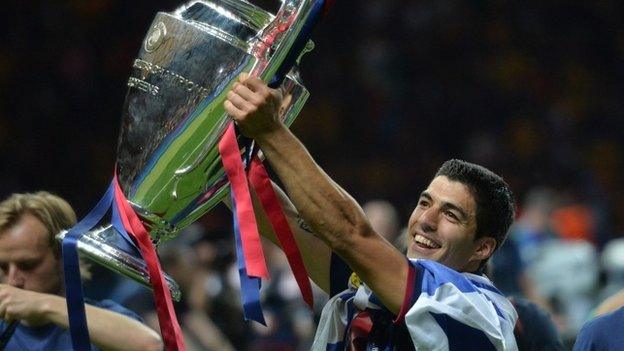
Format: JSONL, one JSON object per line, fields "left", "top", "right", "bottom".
{"left": 1, "top": 0, "right": 624, "bottom": 349}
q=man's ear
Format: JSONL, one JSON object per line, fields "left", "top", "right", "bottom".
{"left": 471, "top": 236, "right": 497, "bottom": 262}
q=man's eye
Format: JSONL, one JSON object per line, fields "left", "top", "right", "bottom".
{"left": 18, "top": 261, "right": 38, "bottom": 271}
{"left": 418, "top": 200, "right": 429, "bottom": 207}
{"left": 445, "top": 211, "right": 459, "bottom": 221}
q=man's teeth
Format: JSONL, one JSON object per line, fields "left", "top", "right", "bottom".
{"left": 414, "top": 235, "right": 441, "bottom": 249}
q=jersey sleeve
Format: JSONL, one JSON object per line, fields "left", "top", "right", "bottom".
{"left": 396, "top": 259, "right": 518, "bottom": 351}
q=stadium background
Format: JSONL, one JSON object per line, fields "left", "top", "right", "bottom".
{"left": 1, "top": 1, "right": 624, "bottom": 349}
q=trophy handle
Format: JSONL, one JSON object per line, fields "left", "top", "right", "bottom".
{"left": 253, "top": 0, "right": 324, "bottom": 85}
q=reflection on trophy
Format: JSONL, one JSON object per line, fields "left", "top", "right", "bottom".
{"left": 57, "top": 0, "right": 319, "bottom": 300}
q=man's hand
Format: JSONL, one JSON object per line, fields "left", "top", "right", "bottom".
{"left": 0, "top": 284, "right": 58, "bottom": 327}
{"left": 224, "top": 73, "right": 284, "bottom": 139}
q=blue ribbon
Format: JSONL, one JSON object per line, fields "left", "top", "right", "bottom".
{"left": 62, "top": 182, "right": 115, "bottom": 351}
{"left": 231, "top": 193, "right": 266, "bottom": 325}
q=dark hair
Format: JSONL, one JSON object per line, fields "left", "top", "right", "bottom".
{"left": 435, "top": 159, "right": 515, "bottom": 252}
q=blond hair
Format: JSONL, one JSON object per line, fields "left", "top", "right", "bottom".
{"left": 0, "top": 191, "right": 91, "bottom": 279}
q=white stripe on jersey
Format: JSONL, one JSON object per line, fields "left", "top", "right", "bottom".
{"left": 405, "top": 281, "right": 518, "bottom": 350}
{"left": 312, "top": 293, "right": 351, "bottom": 349}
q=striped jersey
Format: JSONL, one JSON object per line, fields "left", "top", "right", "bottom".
{"left": 311, "top": 256, "right": 518, "bottom": 351}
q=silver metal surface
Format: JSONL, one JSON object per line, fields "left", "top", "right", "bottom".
{"left": 56, "top": 0, "right": 315, "bottom": 297}
{"left": 57, "top": 227, "right": 182, "bottom": 301}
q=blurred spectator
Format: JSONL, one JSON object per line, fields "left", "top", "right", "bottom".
{"left": 510, "top": 296, "right": 566, "bottom": 351}
{"left": 594, "top": 289, "right": 624, "bottom": 317}
{"left": 491, "top": 188, "right": 555, "bottom": 311}
{"left": 363, "top": 199, "right": 401, "bottom": 248}
{"left": 528, "top": 239, "right": 599, "bottom": 340}
{"left": 510, "top": 188, "right": 559, "bottom": 264}
{"left": 233, "top": 240, "right": 323, "bottom": 351}
{"left": 496, "top": 186, "right": 602, "bottom": 341}
{"left": 598, "top": 238, "right": 624, "bottom": 302}
{"left": 573, "top": 307, "right": 624, "bottom": 351}
{"left": 551, "top": 204, "right": 596, "bottom": 243}
{"left": 146, "top": 240, "right": 236, "bottom": 351}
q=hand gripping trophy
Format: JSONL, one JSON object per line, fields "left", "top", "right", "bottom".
{"left": 56, "top": 1, "right": 331, "bottom": 349}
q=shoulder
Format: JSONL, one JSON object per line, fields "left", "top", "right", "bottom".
{"left": 583, "top": 307, "right": 624, "bottom": 330}
{"left": 576, "top": 307, "right": 624, "bottom": 346}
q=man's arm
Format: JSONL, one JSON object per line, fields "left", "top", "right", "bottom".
{"left": 0, "top": 284, "right": 163, "bottom": 351}
{"left": 225, "top": 75, "right": 408, "bottom": 313}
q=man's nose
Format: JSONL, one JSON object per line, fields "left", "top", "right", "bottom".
{"left": 6, "top": 266, "right": 24, "bottom": 288}
{"left": 418, "top": 207, "right": 438, "bottom": 232}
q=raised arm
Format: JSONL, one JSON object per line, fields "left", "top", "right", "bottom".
{"left": 0, "top": 284, "right": 163, "bottom": 351}
{"left": 225, "top": 75, "right": 408, "bottom": 313}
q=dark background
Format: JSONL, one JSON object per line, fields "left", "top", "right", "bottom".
{"left": 1, "top": 1, "right": 624, "bottom": 348}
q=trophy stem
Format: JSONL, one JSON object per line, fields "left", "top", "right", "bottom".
{"left": 56, "top": 225, "right": 181, "bottom": 301}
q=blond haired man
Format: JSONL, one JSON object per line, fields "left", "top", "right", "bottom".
{"left": 0, "top": 191, "right": 162, "bottom": 351}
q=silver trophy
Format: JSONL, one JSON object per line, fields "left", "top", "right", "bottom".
{"left": 56, "top": 0, "right": 318, "bottom": 300}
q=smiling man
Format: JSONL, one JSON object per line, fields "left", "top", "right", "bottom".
{"left": 225, "top": 75, "right": 518, "bottom": 350}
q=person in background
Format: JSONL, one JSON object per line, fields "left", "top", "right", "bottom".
{"left": 573, "top": 306, "right": 624, "bottom": 351}
{"left": 0, "top": 191, "right": 162, "bottom": 351}
{"left": 363, "top": 200, "right": 403, "bottom": 250}
{"left": 509, "top": 296, "right": 566, "bottom": 351}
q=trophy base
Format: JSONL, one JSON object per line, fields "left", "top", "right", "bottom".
{"left": 56, "top": 225, "right": 181, "bottom": 301}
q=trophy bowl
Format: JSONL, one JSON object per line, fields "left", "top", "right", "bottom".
{"left": 57, "top": 0, "right": 317, "bottom": 300}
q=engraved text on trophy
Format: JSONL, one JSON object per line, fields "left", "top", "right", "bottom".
{"left": 128, "top": 59, "right": 210, "bottom": 98}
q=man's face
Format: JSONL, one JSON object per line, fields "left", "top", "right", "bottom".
{"left": 406, "top": 176, "right": 487, "bottom": 272}
{"left": 0, "top": 213, "right": 63, "bottom": 294}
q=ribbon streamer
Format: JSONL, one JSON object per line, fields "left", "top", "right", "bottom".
{"left": 218, "top": 123, "right": 270, "bottom": 279}
{"left": 218, "top": 123, "right": 269, "bottom": 324}
{"left": 248, "top": 157, "right": 314, "bottom": 308}
{"left": 231, "top": 194, "right": 266, "bottom": 324}
{"left": 62, "top": 182, "right": 115, "bottom": 351}
{"left": 112, "top": 175, "right": 186, "bottom": 350}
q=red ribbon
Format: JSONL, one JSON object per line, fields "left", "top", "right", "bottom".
{"left": 218, "top": 121, "right": 314, "bottom": 310}
{"left": 348, "top": 310, "right": 373, "bottom": 351}
{"left": 248, "top": 156, "right": 314, "bottom": 308}
{"left": 218, "top": 123, "right": 269, "bottom": 279}
{"left": 112, "top": 175, "right": 186, "bottom": 350}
